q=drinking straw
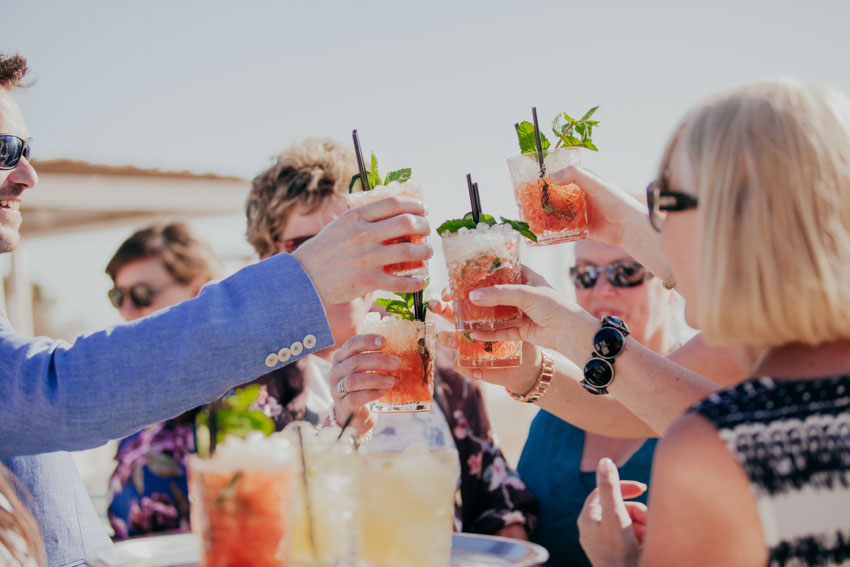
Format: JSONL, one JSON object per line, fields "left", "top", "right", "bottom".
{"left": 296, "top": 427, "right": 318, "bottom": 559}
{"left": 414, "top": 290, "right": 425, "bottom": 322}
{"left": 514, "top": 123, "right": 520, "bottom": 133}
{"left": 466, "top": 174, "right": 480, "bottom": 224}
{"left": 336, "top": 412, "right": 355, "bottom": 441}
{"left": 473, "top": 182, "right": 482, "bottom": 218}
{"left": 531, "top": 107, "right": 546, "bottom": 177}
{"left": 351, "top": 129, "right": 371, "bottom": 192}
{"left": 207, "top": 398, "right": 220, "bottom": 456}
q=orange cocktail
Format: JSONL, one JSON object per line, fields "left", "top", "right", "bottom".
{"left": 441, "top": 223, "right": 522, "bottom": 368}
{"left": 347, "top": 180, "right": 428, "bottom": 278}
{"left": 188, "top": 436, "right": 293, "bottom": 567}
{"left": 362, "top": 315, "right": 435, "bottom": 412}
{"left": 507, "top": 147, "right": 588, "bottom": 245}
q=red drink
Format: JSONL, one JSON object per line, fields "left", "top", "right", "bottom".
{"left": 362, "top": 316, "right": 435, "bottom": 412}
{"left": 507, "top": 148, "right": 589, "bottom": 245}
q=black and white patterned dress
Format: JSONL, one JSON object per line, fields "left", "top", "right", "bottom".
{"left": 693, "top": 375, "right": 850, "bottom": 567}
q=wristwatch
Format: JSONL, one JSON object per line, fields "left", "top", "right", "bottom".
{"left": 581, "top": 316, "right": 630, "bottom": 395}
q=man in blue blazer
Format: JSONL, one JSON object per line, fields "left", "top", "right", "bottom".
{"left": 0, "top": 53, "right": 431, "bottom": 566}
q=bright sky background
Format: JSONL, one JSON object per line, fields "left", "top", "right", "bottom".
{"left": 3, "top": 0, "right": 850, "bottom": 335}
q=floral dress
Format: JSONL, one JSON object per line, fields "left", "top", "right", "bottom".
{"left": 107, "top": 357, "right": 538, "bottom": 539}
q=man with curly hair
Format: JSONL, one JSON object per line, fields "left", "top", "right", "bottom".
{"left": 0, "top": 53, "right": 431, "bottom": 565}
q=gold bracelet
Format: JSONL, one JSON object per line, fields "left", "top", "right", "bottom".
{"left": 506, "top": 350, "right": 554, "bottom": 403}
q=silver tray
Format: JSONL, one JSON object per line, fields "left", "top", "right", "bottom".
{"left": 86, "top": 533, "right": 548, "bottom": 566}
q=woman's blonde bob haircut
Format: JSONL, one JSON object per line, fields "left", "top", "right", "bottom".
{"left": 664, "top": 78, "right": 850, "bottom": 346}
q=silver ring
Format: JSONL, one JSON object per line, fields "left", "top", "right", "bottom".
{"left": 337, "top": 380, "right": 347, "bottom": 398}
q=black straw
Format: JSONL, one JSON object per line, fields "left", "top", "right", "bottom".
{"left": 352, "top": 129, "right": 371, "bottom": 192}
{"left": 473, "top": 182, "right": 482, "bottom": 220}
{"left": 466, "top": 174, "right": 480, "bottom": 224}
{"left": 414, "top": 291, "right": 425, "bottom": 322}
{"left": 208, "top": 398, "right": 221, "bottom": 456}
{"left": 514, "top": 122, "right": 520, "bottom": 133}
{"left": 336, "top": 412, "right": 355, "bottom": 441}
{"left": 531, "top": 107, "right": 546, "bottom": 178}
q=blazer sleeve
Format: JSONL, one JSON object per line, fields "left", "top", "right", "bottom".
{"left": 0, "top": 253, "right": 333, "bottom": 457}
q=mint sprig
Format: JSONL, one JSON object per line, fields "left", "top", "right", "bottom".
{"left": 375, "top": 280, "right": 430, "bottom": 321}
{"left": 436, "top": 213, "right": 537, "bottom": 242}
{"left": 516, "top": 121, "right": 550, "bottom": 155}
{"left": 196, "top": 385, "right": 275, "bottom": 457}
{"left": 350, "top": 153, "right": 412, "bottom": 192}
{"left": 515, "top": 106, "right": 600, "bottom": 154}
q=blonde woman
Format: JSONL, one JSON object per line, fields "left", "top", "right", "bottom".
{"left": 462, "top": 79, "right": 850, "bottom": 565}
{"left": 0, "top": 466, "right": 44, "bottom": 566}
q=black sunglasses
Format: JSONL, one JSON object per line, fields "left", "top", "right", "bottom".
{"left": 646, "top": 180, "right": 699, "bottom": 232}
{"left": 108, "top": 283, "right": 175, "bottom": 309}
{"left": 282, "top": 234, "right": 316, "bottom": 254}
{"left": 570, "top": 261, "right": 652, "bottom": 289}
{"left": 0, "top": 135, "right": 32, "bottom": 170}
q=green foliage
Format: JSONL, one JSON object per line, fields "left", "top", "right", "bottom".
{"left": 551, "top": 105, "right": 600, "bottom": 151}
{"left": 516, "top": 121, "right": 550, "bottom": 155}
{"left": 437, "top": 213, "right": 537, "bottom": 242}
{"left": 375, "top": 279, "right": 430, "bottom": 321}
{"left": 349, "top": 153, "right": 413, "bottom": 191}
{"left": 195, "top": 385, "right": 275, "bottom": 457}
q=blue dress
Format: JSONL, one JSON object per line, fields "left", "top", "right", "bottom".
{"left": 517, "top": 410, "right": 657, "bottom": 567}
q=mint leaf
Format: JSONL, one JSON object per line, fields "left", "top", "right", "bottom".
{"left": 437, "top": 218, "right": 476, "bottom": 235}
{"left": 581, "top": 106, "right": 599, "bottom": 121}
{"left": 384, "top": 168, "right": 412, "bottom": 184}
{"left": 516, "top": 121, "right": 550, "bottom": 155}
{"left": 499, "top": 217, "right": 538, "bottom": 242}
{"left": 551, "top": 106, "right": 600, "bottom": 151}
{"left": 225, "top": 385, "right": 262, "bottom": 412}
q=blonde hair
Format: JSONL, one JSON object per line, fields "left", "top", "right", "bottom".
{"left": 671, "top": 78, "right": 850, "bottom": 346}
{"left": 0, "top": 466, "right": 45, "bottom": 566}
{"left": 246, "top": 138, "right": 357, "bottom": 259}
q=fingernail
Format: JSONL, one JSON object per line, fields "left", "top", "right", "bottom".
{"left": 601, "top": 457, "right": 616, "bottom": 474}
{"left": 469, "top": 290, "right": 483, "bottom": 301}
{"left": 423, "top": 203, "right": 430, "bottom": 215}
{"left": 448, "top": 335, "right": 457, "bottom": 348}
{"left": 373, "top": 336, "right": 384, "bottom": 347}
{"left": 383, "top": 378, "right": 396, "bottom": 388}
{"left": 472, "top": 369, "right": 482, "bottom": 380}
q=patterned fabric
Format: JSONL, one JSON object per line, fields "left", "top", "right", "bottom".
{"left": 693, "top": 375, "right": 850, "bottom": 567}
{"left": 109, "top": 358, "right": 538, "bottom": 539}
{"left": 517, "top": 410, "right": 656, "bottom": 567}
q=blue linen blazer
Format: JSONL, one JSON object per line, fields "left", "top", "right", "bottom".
{"left": 0, "top": 253, "right": 333, "bottom": 566}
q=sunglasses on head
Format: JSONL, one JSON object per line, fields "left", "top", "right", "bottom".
{"left": 570, "top": 261, "right": 652, "bottom": 289}
{"left": 282, "top": 234, "right": 316, "bottom": 254}
{"left": 0, "top": 135, "right": 32, "bottom": 170}
{"left": 646, "top": 179, "right": 699, "bottom": 232}
{"left": 108, "top": 283, "right": 175, "bottom": 309}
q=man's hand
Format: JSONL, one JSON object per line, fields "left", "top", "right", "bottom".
{"left": 292, "top": 196, "right": 431, "bottom": 305}
{"left": 578, "top": 458, "right": 645, "bottom": 567}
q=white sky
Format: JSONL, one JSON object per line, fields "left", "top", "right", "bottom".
{"left": 2, "top": 0, "right": 850, "bottom": 335}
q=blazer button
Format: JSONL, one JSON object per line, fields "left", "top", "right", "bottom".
{"left": 303, "top": 334, "right": 317, "bottom": 349}
{"left": 265, "top": 353, "right": 278, "bottom": 367}
{"left": 290, "top": 341, "right": 303, "bottom": 356}
{"left": 277, "top": 347, "right": 292, "bottom": 363}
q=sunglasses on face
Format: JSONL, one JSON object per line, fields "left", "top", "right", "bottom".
{"left": 646, "top": 180, "right": 699, "bottom": 232}
{"left": 108, "top": 282, "right": 175, "bottom": 309}
{"left": 570, "top": 261, "right": 652, "bottom": 289}
{"left": 282, "top": 234, "right": 316, "bottom": 254}
{"left": 0, "top": 135, "right": 32, "bottom": 170}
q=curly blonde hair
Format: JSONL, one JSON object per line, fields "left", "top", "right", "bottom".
{"left": 0, "top": 54, "right": 29, "bottom": 90}
{"left": 0, "top": 466, "right": 45, "bottom": 566}
{"left": 246, "top": 138, "right": 357, "bottom": 259}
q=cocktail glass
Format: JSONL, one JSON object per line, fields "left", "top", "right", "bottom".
{"left": 456, "top": 332, "right": 523, "bottom": 368}
{"left": 188, "top": 434, "right": 293, "bottom": 567}
{"left": 507, "top": 147, "right": 588, "bottom": 245}
{"left": 361, "top": 313, "right": 435, "bottom": 412}
{"left": 346, "top": 180, "right": 428, "bottom": 278}
{"left": 357, "top": 445, "right": 459, "bottom": 567}
{"left": 280, "top": 422, "right": 357, "bottom": 566}
{"left": 441, "top": 223, "right": 523, "bottom": 367}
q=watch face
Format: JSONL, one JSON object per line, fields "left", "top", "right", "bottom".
{"left": 584, "top": 357, "right": 614, "bottom": 388}
{"left": 593, "top": 326, "right": 626, "bottom": 359}
{"left": 602, "top": 315, "right": 629, "bottom": 335}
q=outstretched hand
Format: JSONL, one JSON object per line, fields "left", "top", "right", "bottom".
{"left": 293, "top": 196, "right": 431, "bottom": 305}
{"left": 578, "top": 458, "right": 646, "bottom": 567}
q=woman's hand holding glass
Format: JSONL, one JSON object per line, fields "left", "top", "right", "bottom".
{"left": 328, "top": 334, "right": 399, "bottom": 437}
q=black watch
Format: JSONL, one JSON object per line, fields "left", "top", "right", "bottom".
{"left": 581, "top": 316, "right": 630, "bottom": 395}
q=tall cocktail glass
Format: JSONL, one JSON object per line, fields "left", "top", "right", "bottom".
{"left": 346, "top": 180, "right": 428, "bottom": 278}
{"left": 188, "top": 434, "right": 293, "bottom": 567}
{"left": 361, "top": 314, "right": 435, "bottom": 412}
{"left": 281, "top": 422, "right": 357, "bottom": 566}
{"left": 441, "top": 223, "right": 523, "bottom": 367}
{"left": 507, "top": 147, "right": 588, "bottom": 245}
{"left": 357, "top": 445, "right": 459, "bottom": 567}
